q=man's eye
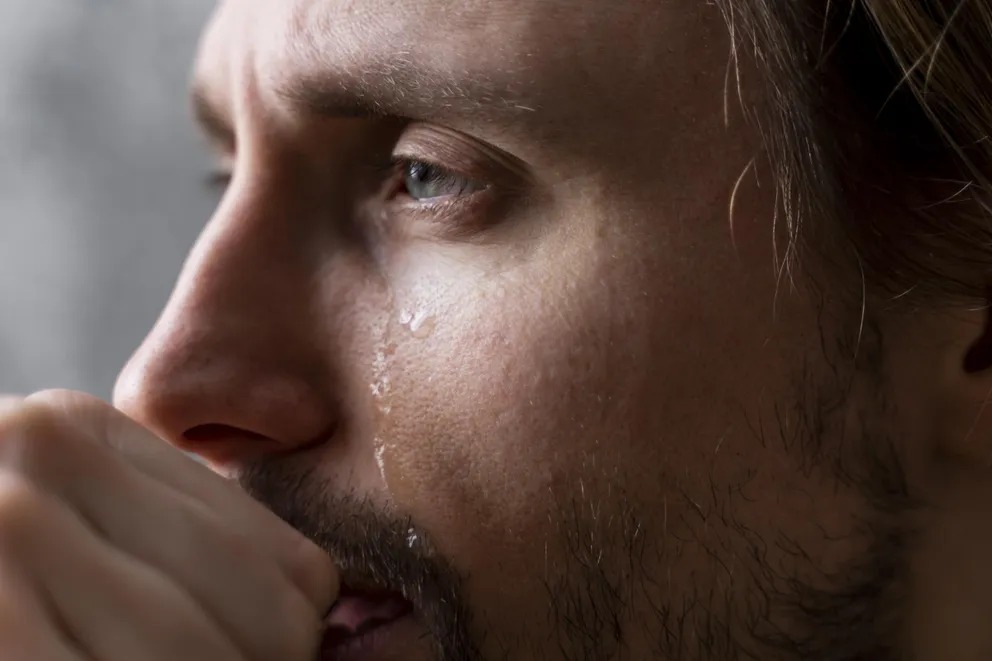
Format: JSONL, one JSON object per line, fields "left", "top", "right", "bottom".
{"left": 397, "top": 160, "right": 483, "bottom": 202}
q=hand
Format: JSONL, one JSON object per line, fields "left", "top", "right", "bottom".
{"left": 0, "top": 391, "right": 337, "bottom": 661}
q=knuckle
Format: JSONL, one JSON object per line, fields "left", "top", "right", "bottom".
{"left": 22, "top": 390, "right": 109, "bottom": 436}
{"left": 24, "top": 388, "right": 92, "bottom": 410}
{"left": 0, "top": 473, "right": 52, "bottom": 550}
{"left": 0, "top": 398, "right": 67, "bottom": 447}
{"left": 0, "top": 418, "right": 64, "bottom": 483}
{"left": 25, "top": 389, "right": 113, "bottom": 422}
{"left": 0, "top": 395, "right": 108, "bottom": 483}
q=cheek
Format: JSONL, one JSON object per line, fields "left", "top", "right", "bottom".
{"left": 371, "top": 240, "right": 670, "bottom": 567}
{"left": 360, "top": 173, "right": 792, "bottom": 624}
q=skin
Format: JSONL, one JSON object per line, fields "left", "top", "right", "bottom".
{"left": 2, "top": 0, "right": 992, "bottom": 659}
{"left": 0, "top": 392, "right": 336, "bottom": 661}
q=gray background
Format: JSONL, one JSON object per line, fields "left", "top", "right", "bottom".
{"left": 0, "top": 0, "right": 216, "bottom": 399}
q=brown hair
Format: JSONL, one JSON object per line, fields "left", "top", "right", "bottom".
{"left": 719, "top": 0, "right": 992, "bottom": 306}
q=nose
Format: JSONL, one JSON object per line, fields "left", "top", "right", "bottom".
{"left": 114, "top": 179, "right": 341, "bottom": 469}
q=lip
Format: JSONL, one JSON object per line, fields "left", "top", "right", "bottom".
{"left": 319, "top": 611, "right": 418, "bottom": 661}
{"left": 326, "top": 586, "right": 412, "bottom": 628}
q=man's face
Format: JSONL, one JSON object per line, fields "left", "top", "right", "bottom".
{"left": 112, "top": 1, "right": 948, "bottom": 659}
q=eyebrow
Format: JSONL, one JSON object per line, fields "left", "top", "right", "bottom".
{"left": 273, "top": 67, "right": 538, "bottom": 124}
{"left": 190, "top": 57, "right": 540, "bottom": 148}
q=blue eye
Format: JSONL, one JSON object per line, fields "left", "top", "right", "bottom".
{"left": 399, "top": 160, "right": 482, "bottom": 201}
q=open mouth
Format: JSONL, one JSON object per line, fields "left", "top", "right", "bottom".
{"left": 320, "top": 584, "right": 415, "bottom": 659}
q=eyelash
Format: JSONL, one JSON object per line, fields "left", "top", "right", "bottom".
{"left": 387, "top": 157, "right": 484, "bottom": 203}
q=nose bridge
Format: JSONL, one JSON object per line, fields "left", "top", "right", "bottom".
{"left": 183, "top": 175, "right": 317, "bottom": 329}
{"left": 114, "top": 168, "right": 340, "bottom": 457}
{"left": 165, "top": 148, "right": 321, "bottom": 341}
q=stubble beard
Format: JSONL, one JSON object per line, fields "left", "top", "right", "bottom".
{"left": 240, "top": 315, "right": 911, "bottom": 661}
{"left": 533, "top": 314, "right": 912, "bottom": 661}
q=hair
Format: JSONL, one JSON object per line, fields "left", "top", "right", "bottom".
{"left": 717, "top": 0, "right": 992, "bottom": 307}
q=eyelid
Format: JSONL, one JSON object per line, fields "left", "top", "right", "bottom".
{"left": 379, "top": 125, "right": 537, "bottom": 241}
{"left": 391, "top": 123, "right": 533, "bottom": 193}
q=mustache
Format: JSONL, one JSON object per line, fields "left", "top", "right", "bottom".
{"left": 237, "top": 458, "right": 482, "bottom": 661}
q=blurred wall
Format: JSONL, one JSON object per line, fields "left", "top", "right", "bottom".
{"left": 0, "top": 0, "right": 217, "bottom": 398}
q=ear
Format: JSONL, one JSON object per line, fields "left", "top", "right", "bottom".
{"left": 932, "top": 300, "right": 992, "bottom": 467}
{"left": 892, "top": 303, "right": 992, "bottom": 658}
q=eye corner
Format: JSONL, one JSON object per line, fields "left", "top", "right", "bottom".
{"left": 203, "top": 168, "right": 233, "bottom": 192}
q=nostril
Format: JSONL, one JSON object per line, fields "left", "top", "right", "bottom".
{"left": 177, "top": 424, "right": 284, "bottom": 467}
{"left": 183, "top": 424, "right": 272, "bottom": 444}
{"left": 182, "top": 422, "right": 338, "bottom": 457}
{"left": 181, "top": 423, "right": 336, "bottom": 472}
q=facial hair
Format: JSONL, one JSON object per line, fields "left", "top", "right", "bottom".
{"left": 239, "top": 459, "right": 484, "bottom": 661}
{"left": 237, "top": 316, "right": 910, "bottom": 661}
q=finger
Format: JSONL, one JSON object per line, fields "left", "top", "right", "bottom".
{"left": 0, "top": 396, "right": 332, "bottom": 660}
{"left": 0, "top": 624, "right": 81, "bottom": 661}
{"left": 0, "top": 548, "right": 82, "bottom": 661}
{"left": 59, "top": 449, "right": 325, "bottom": 661}
{"left": 0, "top": 471, "right": 244, "bottom": 661}
{"left": 0, "top": 396, "right": 22, "bottom": 417}
{"left": 18, "top": 390, "right": 337, "bottom": 612}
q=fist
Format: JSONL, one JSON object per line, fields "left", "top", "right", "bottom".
{"left": 0, "top": 391, "right": 337, "bottom": 661}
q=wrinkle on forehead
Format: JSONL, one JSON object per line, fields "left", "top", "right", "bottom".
{"left": 196, "top": 0, "right": 731, "bottom": 167}
{"left": 229, "top": 0, "right": 716, "bottom": 122}
{"left": 268, "top": 0, "right": 538, "bottom": 114}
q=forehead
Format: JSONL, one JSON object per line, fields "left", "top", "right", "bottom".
{"left": 196, "top": 0, "right": 725, "bottom": 125}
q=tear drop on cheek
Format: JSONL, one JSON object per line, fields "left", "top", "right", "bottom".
{"left": 369, "top": 312, "right": 398, "bottom": 418}
{"left": 374, "top": 438, "right": 389, "bottom": 491}
{"left": 372, "top": 437, "right": 417, "bottom": 505}
{"left": 371, "top": 438, "right": 405, "bottom": 500}
{"left": 379, "top": 443, "right": 425, "bottom": 513}
{"left": 368, "top": 300, "right": 433, "bottom": 501}
{"left": 411, "top": 315, "right": 436, "bottom": 339}
{"left": 399, "top": 308, "right": 437, "bottom": 340}
{"left": 370, "top": 306, "right": 399, "bottom": 495}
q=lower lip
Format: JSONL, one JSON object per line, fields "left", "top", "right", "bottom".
{"left": 320, "top": 613, "right": 418, "bottom": 661}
